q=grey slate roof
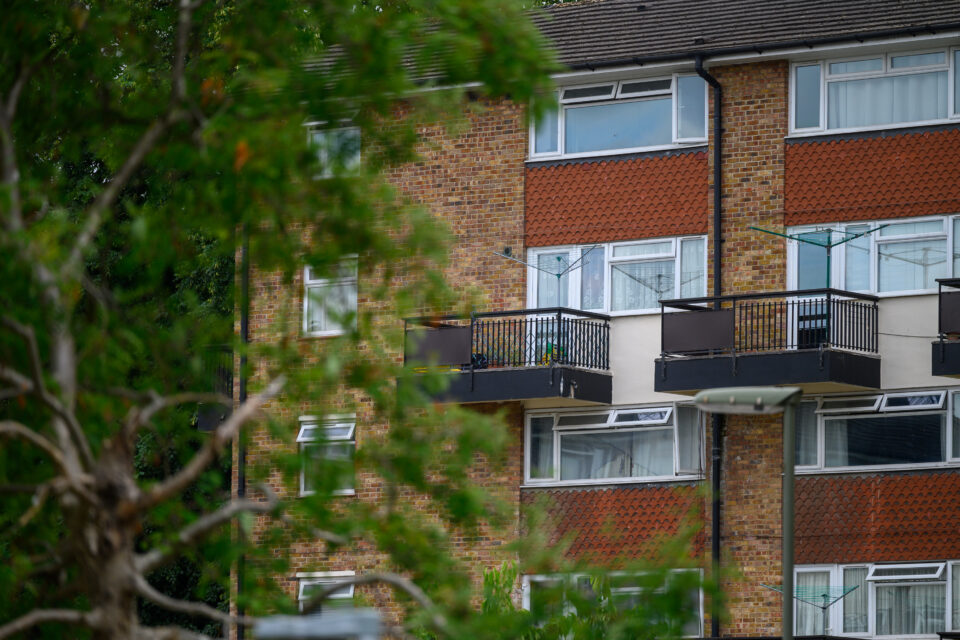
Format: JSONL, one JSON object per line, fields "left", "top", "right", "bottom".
{"left": 533, "top": 0, "right": 960, "bottom": 70}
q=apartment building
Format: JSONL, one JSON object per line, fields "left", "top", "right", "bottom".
{"left": 246, "top": 1, "right": 960, "bottom": 637}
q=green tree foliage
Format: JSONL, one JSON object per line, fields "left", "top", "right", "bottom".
{"left": 0, "top": 1, "right": 713, "bottom": 638}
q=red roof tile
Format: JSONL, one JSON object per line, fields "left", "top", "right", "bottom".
{"left": 796, "top": 471, "right": 960, "bottom": 564}
{"left": 525, "top": 152, "right": 709, "bottom": 247}
{"left": 522, "top": 484, "right": 704, "bottom": 566}
{"left": 785, "top": 127, "right": 960, "bottom": 226}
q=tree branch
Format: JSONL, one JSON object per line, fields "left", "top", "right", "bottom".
{"left": 302, "top": 573, "right": 449, "bottom": 634}
{"left": 134, "top": 573, "right": 255, "bottom": 628}
{"left": 135, "top": 377, "right": 285, "bottom": 513}
{"left": 0, "top": 420, "right": 67, "bottom": 472}
{"left": 122, "top": 390, "right": 231, "bottom": 442}
{"left": 0, "top": 608, "right": 101, "bottom": 640}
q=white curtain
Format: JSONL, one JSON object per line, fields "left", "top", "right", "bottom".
{"left": 824, "top": 419, "right": 849, "bottom": 467}
{"left": 559, "top": 429, "right": 673, "bottom": 481}
{"left": 611, "top": 260, "right": 674, "bottom": 311}
{"left": 796, "top": 571, "right": 829, "bottom": 635}
{"left": 876, "top": 584, "right": 945, "bottom": 635}
{"left": 828, "top": 71, "right": 947, "bottom": 129}
{"left": 843, "top": 567, "right": 868, "bottom": 633}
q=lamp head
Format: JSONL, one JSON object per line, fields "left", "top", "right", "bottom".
{"left": 693, "top": 386, "right": 801, "bottom": 415}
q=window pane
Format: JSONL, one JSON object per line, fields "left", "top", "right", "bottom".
{"left": 795, "top": 65, "right": 822, "bottom": 129}
{"left": 680, "top": 237, "right": 705, "bottom": 298}
{"left": 796, "top": 571, "right": 829, "bottom": 635}
{"left": 883, "top": 393, "right": 942, "bottom": 409}
{"left": 529, "top": 417, "right": 554, "bottom": 479}
{"left": 828, "top": 71, "right": 947, "bottom": 129}
{"left": 955, "top": 51, "right": 960, "bottom": 115}
{"left": 565, "top": 98, "right": 671, "bottom": 153}
{"left": 528, "top": 579, "right": 564, "bottom": 624}
{"left": 306, "top": 281, "right": 357, "bottom": 333}
{"left": 620, "top": 79, "right": 672, "bottom": 95}
{"left": 537, "top": 252, "right": 569, "bottom": 307}
{"left": 829, "top": 58, "right": 883, "bottom": 74}
{"left": 844, "top": 225, "right": 871, "bottom": 291}
{"left": 559, "top": 429, "right": 673, "bottom": 480}
{"left": 878, "top": 238, "right": 948, "bottom": 292}
{"left": 880, "top": 219, "right": 944, "bottom": 236}
{"left": 875, "top": 583, "right": 944, "bottom": 635}
{"left": 613, "top": 241, "right": 672, "bottom": 257}
{"left": 797, "top": 231, "right": 830, "bottom": 289}
{"left": 534, "top": 101, "right": 559, "bottom": 154}
{"left": 795, "top": 401, "right": 818, "bottom": 466}
{"left": 611, "top": 260, "right": 674, "bottom": 311}
{"left": 302, "top": 442, "right": 355, "bottom": 493}
{"left": 615, "top": 409, "right": 670, "bottom": 424}
{"left": 891, "top": 52, "right": 945, "bottom": 68}
{"left": 955, "top": 218, "right": 960, "bottom": 274}
{"left": 580, "top": 246, "right": 605, "bottom": 310}
{"left": 824, "top": 413, "right": 945, "bottom": 467}
{"left": 562, "top": 85, "right": 615, "bottom": 101}
{"left": 556, "top": 414, "right": 607, "bottom": 427}
{"left": 677, "top": 75, "right": 706, "bottom": 139}
{"left": 953, "top": 392, "right": 960, "bottom": 458}
{"left": 820, "top": 396, "right": 880, "bottom": 412}
{"left": 843, "top": 567, "right": 868, "bottom": 633}
{"left": 676, "top": 406, "right": 701, "bottom": 475}
{"left": 953, "top": 563, "right": 960, "bottom": 629}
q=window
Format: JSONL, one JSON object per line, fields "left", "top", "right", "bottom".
{"left": 795, "top": 390, "right": 960, "bottom": 471}
{"left": 297, "top": 571, "right": 355, "bottom": 613}
{"left": 303, "top": 260, "right": 358, "bottom": 336}
{"left": 788, "top": 215, "right": 960, "bottom": 295}
{"left": 308, "top": 126, "right": 361, "bottom": 177}
{"left": 298, "top": 416, "right": 356, "bottom": 496}
{"left": 796, "top": 563, "right": 960, "bottom": 637}
{"left": 528, "top": 237, "right": 707, "bottom": 314}
{"left": 531, "top": 75, "right": 707, "bottom": 158}
{"left": 526, "top": 405, "right": 702, "bottom": 485}
{"left": 522, "top": 571, "right": 702, "bottom": 636}
{"left": 791, "top": 47, "right": 960, "bottom": 133}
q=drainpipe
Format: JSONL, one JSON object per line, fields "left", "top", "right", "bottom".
{"left": 237, "top": 227, "right": 249, "bottom": 640}
{"left": 695, "top": 54, "right": 724, "bottom": 640}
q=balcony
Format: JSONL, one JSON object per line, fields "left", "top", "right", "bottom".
{"left": 404, "top": 308, "right": 611, "bottom": 405}
{"left": 932, "top": 278, "right": 960, "bottom": 378}
{"left": 654, "top": 289, "right": 880, "bottom": 395}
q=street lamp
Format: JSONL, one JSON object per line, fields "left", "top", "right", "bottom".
{"left": 693, "top": 386, "right": 802, "bottom": 640}
{"left": 253, "top": 609, "right": 382, "bottom": 640}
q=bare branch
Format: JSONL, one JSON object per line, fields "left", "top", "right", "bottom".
{"left": 135, "top": 377, "right": 285, "bottom": 513}
{"left": 0, "top": 420, "right": 67, "bottom": 472}
{"left": 302, "top": 573, "right": 449, "bottom": 634}
{"left": 17, "top": 482, "right": 52, "bottom": 527}
{"left": 122, "top": 390, "right": 231, "bottom": 442}
{"left": 134, "top": 573, "right": 255, "bottom": 628}
{"left": 0, "top": 608, "right": 101, "bottom": 640}
{"left": 136, "top": 496, "right": 277, "bottom": 574}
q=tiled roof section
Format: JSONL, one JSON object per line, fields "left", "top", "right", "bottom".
{"left": 796, "top": 471, "right": 960, "bottom": 564}
{"left": 525, "top": 152, "right": 708, "bottom": 247}
{"left": 785, "top": 127, "right": 960, "bottom": 226}
{"left": 533, "top": 0, "right": 960, "bottom": 70}
{"left": 522, "top": 484, "right": 704, "bottom": 566}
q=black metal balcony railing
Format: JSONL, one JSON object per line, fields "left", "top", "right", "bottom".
{"left": 659, "top": 288, "right": 879, "bottom": 358}
{"left": 405, "top": 307, "right": 610, "bottom": 371}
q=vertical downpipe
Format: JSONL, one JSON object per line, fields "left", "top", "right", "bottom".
{"left": 237, "top": 227, "right": 249, "bottom": 640}
{"left": 696, "top": 54, "right": 724, "bottom": 640}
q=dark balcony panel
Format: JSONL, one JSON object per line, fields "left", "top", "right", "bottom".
{"left": 655, "top": 349, "right": 880, "bottom": 395}
{"left": 656, "top": 289, "right": 880, "bottom": 394}
{"left": 932, "top": 341, "right": 960, "bottom": 378}
{"left": 196, "top": 346, "right": 233, "bottom": 432}
{"left": 431, "top": 366, "right": 611, "bottom": 404}
{"left": 941, "top": 291, "right": 960, "bottom": 334}
{"left": 405, "top": 308, "right": 611, "bottom": 404}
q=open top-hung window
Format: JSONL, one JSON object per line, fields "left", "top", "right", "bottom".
{"left": 532, "top": 74, "right": 707, "bottom": 157}
{"left": 298, "top": 416, "right": 356, "bottom": 496}
{"left": 792, "top": 48, "right": 960, "bottom": 133}
{"left": 527, "top": 405, "right": 702, "bottom": 484}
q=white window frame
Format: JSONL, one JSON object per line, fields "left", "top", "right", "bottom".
{"left": 526, "top": 236, "right": 708, "bottom": 316}
{"left": 298, "top": 415, "right": 356, "bottom": 497}
{"left": 787, "top": 215, "right": 960, "bottom": 297}
{"left": 521, "top": 570, "right": 703, "bottom": 637}
{"left": 529, "top": 74, "right": 708, "bottom": 160}
{"left": 867, "top": 563, "right": 946, "bottom": 582}
{"left": 796, "top": 562, "right": 960, "bottom": 638}
{"left": 788, "top": 47, "right": 960, "bottom": 136}
{"left": 306, "top": 123, "right": 361, "bottom": 178}
{"left": 796, "top": 390, "right": 960, "bottom": 473}
{"left": 302, "top": 260, "right": 358, "bottom": 337}
{"left": 524, "top": 404, "right": 703, "bottom": 487}
{"left": 296, "top": 570, "right": 356, "bottom": 613}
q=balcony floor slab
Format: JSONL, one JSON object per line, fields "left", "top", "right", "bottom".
{"left": 420, "top": 365, "right": 612, "bottom": 405}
